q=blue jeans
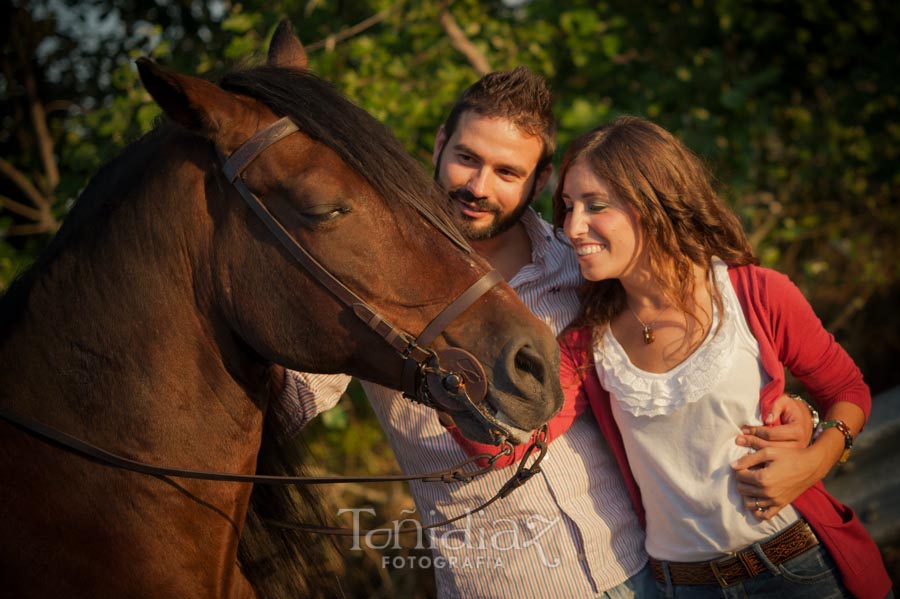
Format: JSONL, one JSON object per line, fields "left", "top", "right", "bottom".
{"left": 598, "top": 563, "right": 661, "bottom": 599}
{"left": 654, "top": 544, "right": 852, "bottom": 599}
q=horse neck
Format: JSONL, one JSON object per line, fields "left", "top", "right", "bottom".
{"left": 0, "top": 134, "right": 267, "bottom": 469}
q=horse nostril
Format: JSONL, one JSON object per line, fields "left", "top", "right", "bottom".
{"left": 513, "top": 345, "right": 546, "bottom": 386}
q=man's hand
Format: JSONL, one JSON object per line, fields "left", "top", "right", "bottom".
{"left": 732, "top": 393, "right": 818, "bottom": 520}
{"left": 737, "top": 393, "right": 814, "bottom": 451}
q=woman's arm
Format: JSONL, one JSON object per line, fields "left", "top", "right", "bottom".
{"left": 731, "top": 269, "right": 869, "bottom": 519}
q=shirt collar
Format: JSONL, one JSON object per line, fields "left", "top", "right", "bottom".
{"left": 520, "top": 207, "right": 556, "bottom": 264}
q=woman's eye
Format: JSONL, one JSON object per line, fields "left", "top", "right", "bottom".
{"left": 589, "top": 203, "right": 607, "bottom": 212}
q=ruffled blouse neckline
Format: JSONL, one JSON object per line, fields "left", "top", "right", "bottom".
{"left": 593, "top": 259, "right": 741, "bottom": 417}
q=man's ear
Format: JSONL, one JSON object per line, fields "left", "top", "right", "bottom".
{"left": 432, "top": 125, "right": 448, "bottom": 169}
{"left": 534, "top": 163, "right": 553, "bottom": 196}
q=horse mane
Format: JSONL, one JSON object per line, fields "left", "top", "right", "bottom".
{"left": 238, "top": 407, "right": 351, "bottom": 599}
{"left": 2, "top": 64, "right": 468, "bottom": 339}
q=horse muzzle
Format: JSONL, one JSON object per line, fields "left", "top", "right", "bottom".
{"left": 409, "top": 347, "right": 535, "bottom": 445}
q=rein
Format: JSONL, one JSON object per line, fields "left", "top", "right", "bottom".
{"left": 0, "top": 404, "right": 547, "bottom": 535}
{"left": 269, "top": 430, "right": 548, "bottom": 537}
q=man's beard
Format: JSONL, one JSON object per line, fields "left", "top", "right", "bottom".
{"left": 433, "top": 147, "right": 538, "bottom": 241}
{"left": 448, "top": 188, "right": 532, "bottom": 241}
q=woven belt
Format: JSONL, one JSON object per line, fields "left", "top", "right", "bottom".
{"left": 649, "top": 519, "right": 819, "bottom": 588}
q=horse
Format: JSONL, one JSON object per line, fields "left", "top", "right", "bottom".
{"left": 0, "top": 22, "right": 563, "bottom": 599}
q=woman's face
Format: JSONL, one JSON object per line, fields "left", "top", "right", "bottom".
{"left": 561, "top": 158, "right": 646, "bottom": 283}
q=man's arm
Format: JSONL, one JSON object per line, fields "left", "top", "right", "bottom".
{"left": 269, "top": 370, "right": 352, "bottom": 441}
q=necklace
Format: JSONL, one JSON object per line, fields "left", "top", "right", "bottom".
{"left": 627, "top": 303, "right": 667, "bottom": 345}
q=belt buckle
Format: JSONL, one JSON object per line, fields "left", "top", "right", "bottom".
{"left": 709, "top": 558, "right": 732, "bottom": 588}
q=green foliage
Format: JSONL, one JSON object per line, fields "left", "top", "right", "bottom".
{"left": 302, "top": 380, "right": 398, "bottom": 473}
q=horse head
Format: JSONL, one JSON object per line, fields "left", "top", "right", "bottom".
{"left": 134, "top": 22, "right": 564, "bottom": 443}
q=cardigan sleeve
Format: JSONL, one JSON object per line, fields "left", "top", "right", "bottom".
{"left": 758, "top": 267, "right": 871, "bottom": 419}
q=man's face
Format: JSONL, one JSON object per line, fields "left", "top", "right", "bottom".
{"left": 433, "top": 112, "right": 548, "bottom": 241}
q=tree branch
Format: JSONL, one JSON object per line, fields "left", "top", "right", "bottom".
{"left": 0, "top": 194, "right": 43, "bottom": 221}
{"left": 745, "top": 191, "right": 783, "bottom": 249}
{"left": 304, "top": 3, "right": 402, "bottom": 52}
{"left": 826, "top": 286, "right": 872, "bottom": 333}
{"left": 28, "top": 85, "right": 59, "bottom": 194}
{"left": 5, "top": 221, "right": 57, "bottom": 236}
{"left": 438, "top": 8, "right": 492, "bottom": 75}
{"left": 0, "top": 156, "right": 48, "bottom": 210}
{"left": 12, "top": 14, "right": 59, "bottom": 194}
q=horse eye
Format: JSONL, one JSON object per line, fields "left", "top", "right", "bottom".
{"left": 301, "top": 205, "right": 351, "bottom": 223}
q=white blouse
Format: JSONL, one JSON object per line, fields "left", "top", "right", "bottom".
{"left": 594, "top": 259, "right": 799, "bottom": 561}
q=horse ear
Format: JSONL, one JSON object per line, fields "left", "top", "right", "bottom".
{"left": 136, "top": 57, "right": 243, "bottom": 136}
{"left": 268, "top": 19, "right": 307, "bottom": 70}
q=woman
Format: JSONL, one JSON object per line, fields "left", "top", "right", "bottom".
{"left": 452, "top": 116, "right": 891, "bottom": 598}
{"left": 552, "top": 116, "right": 891, "bottom": 598}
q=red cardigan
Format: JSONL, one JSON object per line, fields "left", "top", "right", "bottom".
{"left": 452, "top": 264, "right": 891, "bottom": 599}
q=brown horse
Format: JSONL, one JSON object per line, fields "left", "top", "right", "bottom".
{"left": 0, "top": 23, "right": 563, "bottom": 599}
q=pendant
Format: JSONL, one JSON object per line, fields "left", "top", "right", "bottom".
{"left": 642, "top": 326, "right": 655, "bottom": 345}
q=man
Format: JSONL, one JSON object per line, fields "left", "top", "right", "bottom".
{"left": 275, "top": 67, "right": 814, "bottom": 599}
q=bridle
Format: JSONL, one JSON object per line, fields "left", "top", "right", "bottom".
{"left": 0, "top": 115, "right": 551, "bottom": 535}
{"left": 220, "top": 116, "right": 515, "bottom": 443}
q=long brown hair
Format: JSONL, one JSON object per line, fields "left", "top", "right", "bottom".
{"left": 551, "top": 116, "right": 758, "bottom": 331}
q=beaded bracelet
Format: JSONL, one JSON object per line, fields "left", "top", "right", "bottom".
{"left": 814, "top": 419, "right": 854, "bottom": 464}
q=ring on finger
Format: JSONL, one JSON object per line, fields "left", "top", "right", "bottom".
{"left": 753, "top": 498, "right": 765, "bottom": 513}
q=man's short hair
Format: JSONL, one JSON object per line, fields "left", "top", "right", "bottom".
{"left": 443, "top": 67, "right": 557, "bottom": 172}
